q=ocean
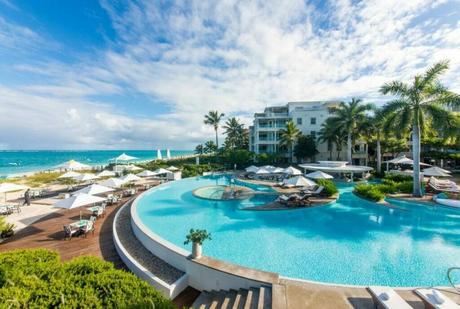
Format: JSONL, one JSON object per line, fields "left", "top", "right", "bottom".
{"left": 0, "top": 150, "right": 194, "bottom": 177}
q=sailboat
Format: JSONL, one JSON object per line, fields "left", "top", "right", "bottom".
{"left": 156, "top": 149, "right": 162, "bottom": 160}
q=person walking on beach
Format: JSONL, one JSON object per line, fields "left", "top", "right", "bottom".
{"left": 23, "top": 189, "right": 31, "bottom": 206}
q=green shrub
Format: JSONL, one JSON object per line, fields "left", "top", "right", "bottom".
{"left": 316, "top": 179, "right": 338, "bottom": 197}
{"left": 383, "top": 174, "right": 412, "bottom": 183}
{"left": 0, "top": 249, "right": 174, "bottom": 309}
{"left": 353, "top": 184, "right": 385, "bottom": 202}
{"left": 375, "top": 183, "right": 396, "bottom": 194}
{"left": 396, "top": 181, "right": 413, "bottom": 193}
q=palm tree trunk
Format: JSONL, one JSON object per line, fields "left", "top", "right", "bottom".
{"left": 412, "top": 122, "right": 422, "bottom": 197}
{"left": 215, "top": 129, "right": 219, "bottom": 149}
{"left": 376, "top": 138, "right": 382, "bottom": 174}
{"left": 347, "top": 132, "right": 352, "bottom": 164}
{"left": 291, "top": 144, "right": 294, "bottom": 163}
{"left": 329, "top": 143, "right": 333, "bottom": 161}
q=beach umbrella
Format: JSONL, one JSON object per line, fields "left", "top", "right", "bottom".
{"left": 283, "top": 176, "right": 316, "bottom": 187}
{"left": 306, "top": 171, "right": 334, "bottom": 180}
{"left": 271, "top": 167, "right": 285, "bottom": 174}
{"left": 97, "top": 170, "right": 116, "bottom": 178}
{"left": 260, "top": 165, "right": 275, "bottom": 171}
{"left": 0, "top": 183, "right": 29, "bottom": 202}
{"left": 422, "top": 166, "right": 452, "bottom": 177}
{"left": 166, "top": 149, "right": 171, "bottom": 159}
{"left": 157, "top": 149, "right": 162, "bottom": 160}
{"left": 283, "top": 166, "right": 302, "bottom": 176}
{"left": 54, "top": 193, "right": 106, "bottom": 220}
{"left": 167, "top": 165, "right": 180, "bottom": 171}
{"left": 58, "top": 171, "right": 81, "bottom": 179}
{"left": 255, "top": 167, "right": 270, "bottom": 174}
{"left": 73, "top": 184, "right": 114, "bottom": 196}
{"left": 154, "top": 168, "right": 171, "bottom": 175}
{"left": 99, "top": 177, "right": 126, "bottom": 188}
{"left": 245, "top": 165, "right": 259, "bottom": 173}
{"left": 121, "top": 173, "right": 142, "bottom": 183}
{"left": 74, "top": 173, "right": 99, "bottom": 182}
{"left": 137, "top": 170, "right": 157, "bottom": 177}
{"left": 113, "top": 153, "right": 138, "bottom": 161}
{"left": 56, "top": 160, "right": 90, "bottom": 171}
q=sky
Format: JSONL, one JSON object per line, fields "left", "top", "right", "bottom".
{"left": 0, "top": 0, "right": 459, "bottom": 150}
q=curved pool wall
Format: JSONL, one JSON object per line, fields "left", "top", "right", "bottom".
{"left": 132, "top": 174, "right": 460, "bottom": 288}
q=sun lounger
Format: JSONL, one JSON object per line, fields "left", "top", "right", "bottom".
{"left": 63, "top": 224, "right": 79, "bottom": 240}
{"left": 368, "top": 286, "right": 412, "bottom": 309}
{"left": 81, "top": 219, "right": 95, "bottom": 237}
{"left": 415, "top": 288, "right": 460, "bottom": 309}
{"left": 302, "top": 186, "right": 324, "bottom": 197}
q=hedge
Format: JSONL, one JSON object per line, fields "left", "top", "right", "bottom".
{"left": 316, "top": 179, "right": 338, "bottom": 197}
{"left": 0, "top": 249, "right": 174, "bottom": 309}
{"left": 353, "top": 183, "right": 385, "bottom": 202}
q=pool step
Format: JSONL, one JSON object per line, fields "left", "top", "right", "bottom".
{"left": 191, "top": 286, "right": 272, "bottom": 309}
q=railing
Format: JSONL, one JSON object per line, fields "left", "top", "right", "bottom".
{"left": 447, "top": 267, "right": 460, "bottom": 292}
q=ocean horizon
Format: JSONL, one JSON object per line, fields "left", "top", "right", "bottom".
{"left": 0, "top": 150, "right": 194, "bottom": 177}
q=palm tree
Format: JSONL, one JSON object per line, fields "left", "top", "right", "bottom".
{"left": 380, "top": 61, "right": 460, "bottom": 196}
{"left": 195, "top": 144, "right": 204, "bottom": 155}
{"left": 279, "top": 120, "right": 301, "bottom": 163}
{"left": 203, "top": 140, "right": 217, "bottom": 154}
{"left": 223, "top": 117, "right": 244, "bottom": 149}
{"left": 318, "top": 118, "right": 340, "bottom": 160}
{"left": 204, "top": 111, "right": 225, "bottom": 149}
{"left": 328, "top": 98, "right": 373, "bottom": 163}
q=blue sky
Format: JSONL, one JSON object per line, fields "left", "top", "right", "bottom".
{"left": 0, "top": 0, "right": 459, "bottom": 150}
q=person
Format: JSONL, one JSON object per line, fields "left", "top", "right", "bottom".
{"left": 23, "top": 189, "right": 31, "bottom": 206}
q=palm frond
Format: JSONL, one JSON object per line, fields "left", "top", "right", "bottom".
{"left": 423, "top": 104, "right": 460, "bottom": 137}
{"left": 380, "top": 81, "right": 409, "bottom": 96}
{"left": 419, "top": 60, "right": 449, "bottom": 90}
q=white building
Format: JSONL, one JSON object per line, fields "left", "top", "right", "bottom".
{"left": 249, "top": 101, "right": 368, "bottom": 164}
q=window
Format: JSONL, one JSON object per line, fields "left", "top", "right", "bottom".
{"left": 310, "top": 117, "right": 316, "bottom": 125}
{"left": 297, "top": 118, "right": 302, "bottom": 125}
{"left": 311, "top": 131, "right": 316, "bottom": 140}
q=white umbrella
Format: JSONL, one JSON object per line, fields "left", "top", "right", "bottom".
{"left": 54, "top": 193, "right": 106, "bottom": 220}
{"left": 113, "top": 153, "right": 138, "bottom": 161}
{"left": 0, "top": 183, "right": 29, "bottom": 202}
{"left": 73, "top": 184, "right": 114, "bottom": 195}
{"left": 97, "top": 170, "right": 116, "bottom": 178}
{"left": 422, "top": 166, "right": 452, "bottom": 177}
{"left": 245, "top": 165, "right": 259, "bottom": 173}
{"left": 56, "top": 160, "right": 90, "bottom": 171}
{"left": 58, "top": 171, "right": 81, "bottom": 179}
{"left": 137, "top": 170, "right": 157, "bottom": 177}
{"left": 271, "top": 167, "right": 285, "bottom": 174}
{"left": 283, "top": 166, "right": 302, "bottom": 176}
{"left": 306, "top": 171, "right": 334, "bottom": 179}
{"left": 121, "top": 173, "right": 142, "bottom": 182}
{"left": 255, "top": 167, "right": 270, "bottom": 174}
{"left": 99, "top": 177, "right": 126, "bottom": 188}
{"left": 157, "top": 149, "right": 162, "bottom": 160}
{"left": 167, "top": 165, "right": 179, "bottom": 171}
{"left": 166, "top": 149, "right": 171, "bottom": 159}
{"left": 74, "top": 173, "right": 99, "bottom": 182}
{"left": 154, "top": 168, "right": 171, "bottom": 175}
{"left": 283, "top": 176, "right": 317, "bottom": 187}
{"left": 261, "top": 165, "right": 275, "bottom": 171}
{"left": 124, "top": 165, "right": 143, "bottom": 171}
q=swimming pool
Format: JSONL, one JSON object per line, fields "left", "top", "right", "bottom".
{"left": 134, "top": 174, "right": 460, "bottom": 287}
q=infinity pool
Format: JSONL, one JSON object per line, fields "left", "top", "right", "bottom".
{"left": 134, "top": 174, "right": 460, "bottom": 287}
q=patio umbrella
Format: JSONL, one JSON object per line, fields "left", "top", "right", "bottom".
{"left": 154, "top": 168, "right": 171, "bottom": 175}
{"left": 157, "top": 149, "right": 162, "bottom": 160}
{"left": 166, "top": 149, "right": 171, "bottom": 159}
{"left": 422, "top": 166, "right": 452, "bottom": 177}
{"left": 56, "top": 160, "right": 90, "bottom": 171}
{"left": 121, "top": 173, "right": 142, "bottom": 183}
{"left": 73, "top": 184, "right": 114, "bottom": 195}
{"left": 283, "top": 176, "right": 316, "bottom": 188}
{"left": 58, "top": 171, "right": 81, "bottom": 179}
{"left": 283, "top": 166, "right": 302, "bottom": 176}
{"left": 97, "top": 170, "right": 116, "bottom": 178}
{"left": 306, "top": 171, "right": 334, "bottom": 179}
{"left": 74, "top": 173, "right": 99, "bottom": 182}
{"left": 255, "top": 167, "right": 270, "bottom": 174}
{"left": 98, "top": 177, "right": 126, "bottom": 188}
{"left": 112, "top": 153, "right": 138, "bottom": 173}
{"left": 271, "top": 167, "right": 285, "bottom": 174}
{"left": 54, "top": 193, "right": 106, "bottom": 220}
{"left": 0, "top": 183, "right": 29, "bottom": 202}
{"left": 245, "top": 165, "right": 259, "bottom": 173}
{"left": 260, "top": 165, "right": 275, "bottom": 171}
{"left": 137, "top": 170, "right": 156, "bottom": 177}
{"left": 167, "top": 165, "right": 180, "bottom": 171}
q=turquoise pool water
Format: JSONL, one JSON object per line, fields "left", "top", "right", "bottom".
{"left": 135, "top": 174, "right": 460, "bottom": 287}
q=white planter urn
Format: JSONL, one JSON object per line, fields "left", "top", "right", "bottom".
{"left": 192, "top": 242, "right": 202, "bottom": 259}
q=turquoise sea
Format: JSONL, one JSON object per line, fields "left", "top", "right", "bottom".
{"left": 0, "top": 150, "right": 194, "bottom": 177}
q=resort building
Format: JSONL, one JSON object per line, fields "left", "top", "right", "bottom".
{"left": 249, "top": 101, "right": 368, "bottom": 164}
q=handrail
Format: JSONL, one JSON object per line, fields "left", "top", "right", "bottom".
{"left": 447, "top": 267, "right": 460, "bottom": 292}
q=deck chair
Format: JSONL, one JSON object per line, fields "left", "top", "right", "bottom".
{"left": 367, "top": 286, "right": 412, "bottom": 309}
{"left": 81, "top": 220, "right": 95, "bottom": 237}
{"left": 415, "top": 288, "right": 460, "bottom": 309}
{"left": 63, "top": 225, "right": 79, "bottom": 240}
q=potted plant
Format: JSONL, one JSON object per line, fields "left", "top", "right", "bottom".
{"left": 184, "top": 228, "right": 211, "bottom": 259}
{"left": 1, "top": 223, "right": 15, "bottom": 238}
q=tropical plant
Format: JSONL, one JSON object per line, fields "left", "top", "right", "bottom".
{"left": 203, "top": 140, "right": 217, "bottom": 154}
{"left": 195, "top": 144, "right": 204, "bottom": 155}
{"left": 204, "top": 110, "right": 225, "bottom": 149}
{"left": 279, "top": 120, "right": 301, "bottom": 163}
{"left": 318, "top": 118, "right": 346, "bottom": 160}
{"left": 294, "top": 135, "right": 318, "bottom": 162}
{"left": 184, "top": 229, "right": 212, "bottom": 245}
{"left": 380, "top": 61, "right": 460, "bottom": 196}
{"left": 223, "top": 117, "right": 244, "bottom": 149}
{"left": 328, "top": 98, "right": 373, "bottom": 163}
{"left": 316, "top": 179, "right": 338, "bottom": 197}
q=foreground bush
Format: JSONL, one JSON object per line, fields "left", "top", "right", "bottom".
{"left": 316, "top": 179, "right": 338, "bottom": 197}
{"left": 353, "top": 184, "right": 385, "bottom": 202}
{"left": 0, "top": 249, "right": 174, "bottom": 309}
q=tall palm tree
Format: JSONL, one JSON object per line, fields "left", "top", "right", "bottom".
{"left": 204, "top": 111, "right": 225, "bottom": 149}
{"left": 223, "top": 117, "right": 244, "bottom": 149}
{"left": 318, "top": 119, "right": 337, "bottom": 160}
{"left": 380, "top": 61, "right": 460, "bottom": 196}
{"left": 279, "top": 120, "right": 301, "bottom": 163}
{"left": 358, "top": 107, "right": 386, "bottom": 173}
{"left": 328, "top": 98, "right": 373, "bottom": 163}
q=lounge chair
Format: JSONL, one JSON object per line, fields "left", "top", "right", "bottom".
{"left": 303, "top": 186, "right": 324, "bottom": 197}
{"left": 276, "top": 195, "right": 290, "bottom": 204}
{"left": 0, "top": 205, "right": 13, "bottom": 215}
{"left": 63, "top": 225, "right": 79, "bottom": 240}
{"left": 81, "top": 220, "right": 95, "bottom": 237}
{"left": 415, "top": 288, "right": 460, "bottom": 309}
{"left": 367, "top": 286, "right": 412, "bottom": 309}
